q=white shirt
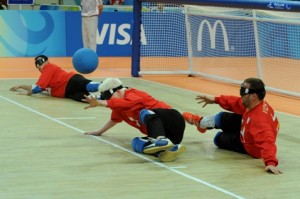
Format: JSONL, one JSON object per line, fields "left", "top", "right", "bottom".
{"left": 81, "top": 0, "right": 103, "bottom": 17}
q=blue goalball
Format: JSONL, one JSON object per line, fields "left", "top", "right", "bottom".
{"left": 72, "top": 48, "right": 99, "bottom": 74}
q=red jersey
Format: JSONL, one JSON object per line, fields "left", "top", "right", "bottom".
{"left": 215, "top": 95, "right": 279, "bottom": 166}
{"left": 36, "top": 63, "right": 75, "bottom": 97}
{"left": 106, "top": 88, "right": 171, "bottom": 135}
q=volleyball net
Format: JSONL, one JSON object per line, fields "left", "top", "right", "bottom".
{"left": 131, "top": 0, "right": 300, "bottom": 97}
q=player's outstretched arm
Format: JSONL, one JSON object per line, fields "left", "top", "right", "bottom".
{"left": 10, "top": 85, "right": 31, "bottom": 91}
{"left": 85, "top": 120, "right": 117, "bottom": 136}
{"left": 9, "top": 85, "right": 33, "bottom": 95}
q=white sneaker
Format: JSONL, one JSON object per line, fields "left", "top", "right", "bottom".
{"left": 143, "top": 137, "right": 174, "bottom": 154}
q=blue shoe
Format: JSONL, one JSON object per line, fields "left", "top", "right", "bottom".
{"left": 158, "top": 144, "right": 186, "bottom": 162}
{"left": 143, "top": 137, "right": 174, "bottom": 154}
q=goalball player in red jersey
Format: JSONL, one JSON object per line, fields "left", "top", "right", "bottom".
{"left": 83, "top": 77, "right": 186, "bottom": 162}
{"left": 9, "top": 55, "right": 100, "bottom": 102}
{"left": 182, "top": 77, "right": 282, "bottom": 174}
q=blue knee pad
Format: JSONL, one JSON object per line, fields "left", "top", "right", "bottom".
{"left": 139, "top": 109, "right": 155, "bottom": 125}
{"left": 214, "top": 112, "right": 223, "bottom": 128}
{"left": 213, "top": 131, "right": 222, "bottom": 147}
{"left": 131, "top": 137, "right": 148, "bottom": 153}
{"left": 86, "top": 82, "right": 100, "bottom": 92}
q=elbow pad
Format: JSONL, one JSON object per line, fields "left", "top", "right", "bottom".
{"left": 31, "top": 85, "right": 42, "bottom": 94}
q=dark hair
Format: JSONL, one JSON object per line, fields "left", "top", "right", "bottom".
{"left": 34, "top": 55, "right": 48, "bottom": 67}
{"left": 243, "top": 77, "right": 266, "bottom": 100}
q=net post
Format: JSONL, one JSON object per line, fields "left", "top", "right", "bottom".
{"left": 131, "top": 0, "right": 142, "bottom": 77}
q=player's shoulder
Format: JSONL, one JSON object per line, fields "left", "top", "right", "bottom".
{"left": 252, "top": 101, "right": 275, "bottom": 119}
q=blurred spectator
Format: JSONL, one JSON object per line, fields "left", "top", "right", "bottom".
{"left": 81, "top": 0, "right": 103, "bottom": 52}
{"left": 0, "top": 2, "right": 7, "bottom": 10}
{"left": 110, "top": 0, "right": 123, "bottom": 5}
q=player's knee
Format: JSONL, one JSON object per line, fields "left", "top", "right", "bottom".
{"left": 213, "top": 131, "right": 222, "bottom": 147}
{"left": 139, "top": 109, "right": 156, "bottom": 125}
{"left": 214, "top": 112, "right": 224, "bottom": 128}
{"left": 131, "top": 137, "right": 149, "bottom": 153}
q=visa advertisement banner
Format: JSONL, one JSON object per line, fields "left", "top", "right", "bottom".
{"left": 0, "top": 10, "right": 300, "bottom": 58}
{"left": 0, "top": 10, "right": 133, "bottom": 57}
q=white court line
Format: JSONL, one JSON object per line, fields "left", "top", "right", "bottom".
{"left": 170, "top": 166, "right": 187, "bottom": 169}
{"left": 1, "top": 95, "right": 245, "bottom": 199}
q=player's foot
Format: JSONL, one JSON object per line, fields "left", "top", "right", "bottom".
{"left": 143, "top": 137, "right": 174, "bottom": 154}
{"left": 182, "top": 112, "right": 206, "bottom": 133}
{"left": 158, "top": 144, "right": 186, "bottom": 162}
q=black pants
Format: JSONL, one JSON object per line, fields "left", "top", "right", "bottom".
{"left": 144, "top": 108, "right": 185, "bottom": 144}
{"left": 65, "top": 74, "right": 91, "bottom": 102}
{"left": 214, "top": 112, "right": 247, "bottom": 154}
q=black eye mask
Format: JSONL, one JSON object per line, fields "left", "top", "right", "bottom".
{"left": 100, "top": 85, "right": 123, "bottom": 100}
{"left": 240, "top": 86, "right": 265, "bottom": 96}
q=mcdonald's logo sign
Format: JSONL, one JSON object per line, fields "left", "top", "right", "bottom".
{"left": 197, "top": 20, "right": 229, "bottom": 51}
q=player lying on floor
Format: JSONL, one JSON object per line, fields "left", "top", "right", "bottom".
{"left": 9, "top": 55, "right": 100, "bottom": 102}
{"left": 83, "top": 77, "right": 186, "bottom": 162}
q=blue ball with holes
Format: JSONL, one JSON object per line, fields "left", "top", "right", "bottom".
{"left": 72, "top": 48, "right": 99, "bottom": 74}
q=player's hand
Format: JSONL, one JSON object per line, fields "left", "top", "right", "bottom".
{"left": 195, "top": 95, "right": 215, "bottom": 107}
{"left": 265, "top": 165, "right": 282, "bottom": 175}
{"left": 10, "top": 86, "right": 31, "bottom": 96}
{"left": 9, "top": 86, "right": 19, "bottom": 91}
{"left": 84, "top": 131, "right": 102, "bottom": 136}
{"left": 83, "top": 95, "right": 99, "bottom": 109}
{"left": 26, "top": 90, "right": 32, "bottom": 96}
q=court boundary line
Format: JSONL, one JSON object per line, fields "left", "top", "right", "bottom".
{"left": 0, "top": 95, "right": 245, "bottom": 199}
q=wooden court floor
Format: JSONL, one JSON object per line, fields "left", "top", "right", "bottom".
{"left": 0, "top": 57, "right": 300, "bottom": 199}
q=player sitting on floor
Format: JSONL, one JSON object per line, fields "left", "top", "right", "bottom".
{"left": 182, "top": 77, "right": 282, "bottom": 174}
